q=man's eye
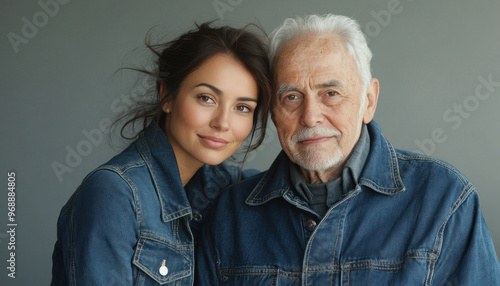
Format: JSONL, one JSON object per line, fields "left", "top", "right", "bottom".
{"left": 285, "top": 94, "right": 299, "bottom": 101}
{"left": 326, "top": 91, "right": 338, "bottom": 97}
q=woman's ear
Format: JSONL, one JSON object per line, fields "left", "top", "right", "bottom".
{"left": 160, "top": 81, "right": 170, "bottom": 113}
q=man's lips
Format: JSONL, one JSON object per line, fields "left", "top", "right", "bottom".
{"left": 198, "top": 135, "right": 229, "bottom": 149}
{"left": 298, "top": 136, "right": 335, "bottom": 145}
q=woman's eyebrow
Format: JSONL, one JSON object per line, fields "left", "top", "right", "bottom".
{"left": 238, "top": 97, "right": 258, "bottom": 102}
{"left": 197, "top": 83, "right": 257, "bottom": 102}
{"left": 196, "top": 83, "right": 222, "bottom": 96}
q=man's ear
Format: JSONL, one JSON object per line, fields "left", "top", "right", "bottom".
{"left": 362, "top": 78, "right": 379, "bottom": 124}
{"left": 160, "top": 81, "right": 170, "bottom": 113}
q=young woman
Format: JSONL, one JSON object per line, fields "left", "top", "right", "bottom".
{"left": 51, "top": 22, "right": 271, "bottom": 285}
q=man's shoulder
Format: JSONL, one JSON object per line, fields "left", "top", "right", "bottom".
{"left": 394, "top": 148, "right": 470, "bottom": 186}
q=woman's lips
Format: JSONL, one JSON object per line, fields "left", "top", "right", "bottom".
{"left": 198, "top": 135, "right": 229, "bottom": 149}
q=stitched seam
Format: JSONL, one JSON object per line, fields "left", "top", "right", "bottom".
{"left": 359, "top": 178, "right": 399, "bottom": 190}
{"left": 218, "top": 268, "right": 299, "bottom": 275}
{"left": 305, "top": 251, "right": 436, "bottom": 271}
{"left": 429, "top": 184, "right": 474, "bottom": 285}
{"left": 249, "top": 172, "right": 272, "bottom": 200}
{"left": 329, "top": 201, "right": 350, "bottom": 283}
{"left": 164, "top": 206, "right": 191, "bottom": 220}
{"left": 432, "top": 184, "right": 473, "bottom": 254}
{"left": 397, "top": 155, "right": 469, "bottom": 186}
{"left": 383, "top": 137, "right": 400, "bottom": 189}
{"left": 250, "top": 188, "right": 286, "bottom": 201}
{"left": 140, "top": 234, "right": 194, "bottom": 249}
{"left": 425, "top": 260, "right": 435, "bottom": 286}
{"left": 134, "top": 237, "right": 191, "bottom": 282}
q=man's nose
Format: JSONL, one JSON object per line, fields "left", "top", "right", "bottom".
{"left": 300, "top": 95, "right": 324, "bottom": 127}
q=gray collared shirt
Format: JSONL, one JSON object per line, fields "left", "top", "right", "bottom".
{"left": 289, "top": 124, "right": 370, "bottom": 218}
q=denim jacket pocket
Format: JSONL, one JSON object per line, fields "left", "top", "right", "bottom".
{"left": 133, "top": 234, "right": 193, "bottom": 285}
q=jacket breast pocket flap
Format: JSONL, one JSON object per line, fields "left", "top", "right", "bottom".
{"left": 133, "top": 235, "right": 192, "bottom": 284}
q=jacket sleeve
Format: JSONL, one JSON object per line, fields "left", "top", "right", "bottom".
{"left": 52, "top": 169, "right": 140, "bottom": 286}
{"left": 431, "top": 187, "right": 500, "bottom": 285}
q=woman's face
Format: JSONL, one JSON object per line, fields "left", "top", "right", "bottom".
{"left": 163, "top": 53, "right": 258, "bottom": 169}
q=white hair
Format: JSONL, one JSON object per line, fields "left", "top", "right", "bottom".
{"left": 269, "top": 14, "right": 373, "bottom": 95}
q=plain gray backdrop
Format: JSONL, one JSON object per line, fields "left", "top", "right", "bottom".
{"left": 1, "top": 0, "right": 499, "bottom": 284}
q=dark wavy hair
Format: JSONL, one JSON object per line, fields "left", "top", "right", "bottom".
{"left": 115, "top": 22, "right": 272, "bottom": 153}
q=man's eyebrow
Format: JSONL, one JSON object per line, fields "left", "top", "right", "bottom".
{"left": 196, "top": 83, "right": 222, "bottom": 96}
{"left": 315, "top": 80, "right": 343, "bottom": 89}
{"left": 276, "top": 85, "right": 301, "bottom": 96}
{"left": 276, "top": 80, "right": 344, "bottom": 96}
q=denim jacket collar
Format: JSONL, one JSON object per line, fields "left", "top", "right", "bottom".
{"left": 136, "top": 122, "right": 192, "bottom": 222}
{"left": 246, "top": 121, "right": 405, "bottom": 206}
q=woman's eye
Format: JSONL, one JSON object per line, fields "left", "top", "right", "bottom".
{"left": 235, "top": 105, "right": 252, "bottom": 113}
{"left": 198, "top": 95, "right": 215, "bottom": 104}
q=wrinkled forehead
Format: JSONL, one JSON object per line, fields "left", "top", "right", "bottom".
{"left": 273, "top": 33, "right": 358, "bottom": 87}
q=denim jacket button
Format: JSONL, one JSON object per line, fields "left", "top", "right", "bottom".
{"left": 159, "top": 259, "right": 168, "bottom": 276}
{"left": 193, "top": 212, "right": 203, "bottom": 222}
{"left": 306, "top": 219, "right": 317, "bottom": 232}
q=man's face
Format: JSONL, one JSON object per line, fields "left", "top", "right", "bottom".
{"left": 272, "top": 33, "right": 378, "bottom": 175}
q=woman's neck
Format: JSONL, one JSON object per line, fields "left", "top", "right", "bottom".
{"left": 177, "top": 159, "right": 204, "bottom": 186}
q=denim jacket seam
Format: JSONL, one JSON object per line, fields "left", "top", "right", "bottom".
{"left": 431, "top": 184, "right": 475, "bottom": 254}
{"left": 330, "top": 198, "right": 353, "bottom": 284}
{"left": 134, "top": 236, "right": 192, "bottom": 283}
{"left": 140, "top": 232, "right": 195, "bottom": 249}
{"left": 163, "top": 206, "right": 191, "bottom": 222}
{"left": 428, "top": 184, "right": 475, "bottom": 285}
{"left": 304, "top": 251, "right": 436, "bottom": 274}
{"left": 68, "top": 167, "right": 142, "bottom": 285}
{"left": 250, "top": 188, "right": 286, "bottom": 202}
{"left": 342, "top": 251, "right": 437, "bottom": 267}
{"left": 101, "top": 166, "right": 144, "bottom": 223}
{"left": 248, "top": 174, "right": 273, "bottom": 201}
{"left": 397, "top": 154, "right": 469, "bottom": 186}
{"left": 359, "top": 178, "right": 400, "bottom": 191}
{"left": 218, "top": 267, "right": 301, "bottom": 277}
{"left": 383, "top": 136, "right": 404, "bottom": 190}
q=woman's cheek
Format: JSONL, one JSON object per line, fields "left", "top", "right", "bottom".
{"left": 233, "top": 115, "right": 254, "bottom": 142}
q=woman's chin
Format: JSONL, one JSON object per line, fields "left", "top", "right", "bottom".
{"left": 199, "top": 156, "right": 228, "bottom": 166}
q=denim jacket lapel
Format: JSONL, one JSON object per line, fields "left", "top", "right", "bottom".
{"left": 136, "top": 122, "right": 192, "bottom": 223}
{"left": 246, "top": 121, "right": 406, "bottom": 208}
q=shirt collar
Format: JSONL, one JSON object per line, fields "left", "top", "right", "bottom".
{"left": 289, "top": 124, "right": 370, "bottom": 205}
{"left": 136, "top": 121, "right": 192, "bottom": 222}
{"left": 246, "top": 121, "right": 405, "bottom": 206}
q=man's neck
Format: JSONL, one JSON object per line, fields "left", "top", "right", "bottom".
{"left": 297, "top": 164, "right": 343, "bottom": 184}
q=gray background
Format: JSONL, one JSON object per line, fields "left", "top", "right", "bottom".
{"left": 1, "top": 0, "right": 499, "bottom": 284}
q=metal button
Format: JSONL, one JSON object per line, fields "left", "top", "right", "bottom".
{"left": 159, "top": 259, "right": 168, "bottom": 276}
{"left": 306, "top": 219, "right": 317, "bottom": 232}
{"left": 193, "top": 212, "right": 203, "bottom": 222}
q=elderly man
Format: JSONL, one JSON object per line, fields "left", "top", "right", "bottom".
{"left": 197, "top": 14, "right": 500, "bottom": 285}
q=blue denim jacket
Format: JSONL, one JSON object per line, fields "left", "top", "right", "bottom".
{"left": 51, "top": 122, "right": 250, "bottom": 285}
{"left": 198, "top": 121, "right": 500, "bottom": 285}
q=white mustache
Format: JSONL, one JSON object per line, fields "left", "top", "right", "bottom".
{"left": 291, "top": 127, "right": 341, "bottom": 143}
